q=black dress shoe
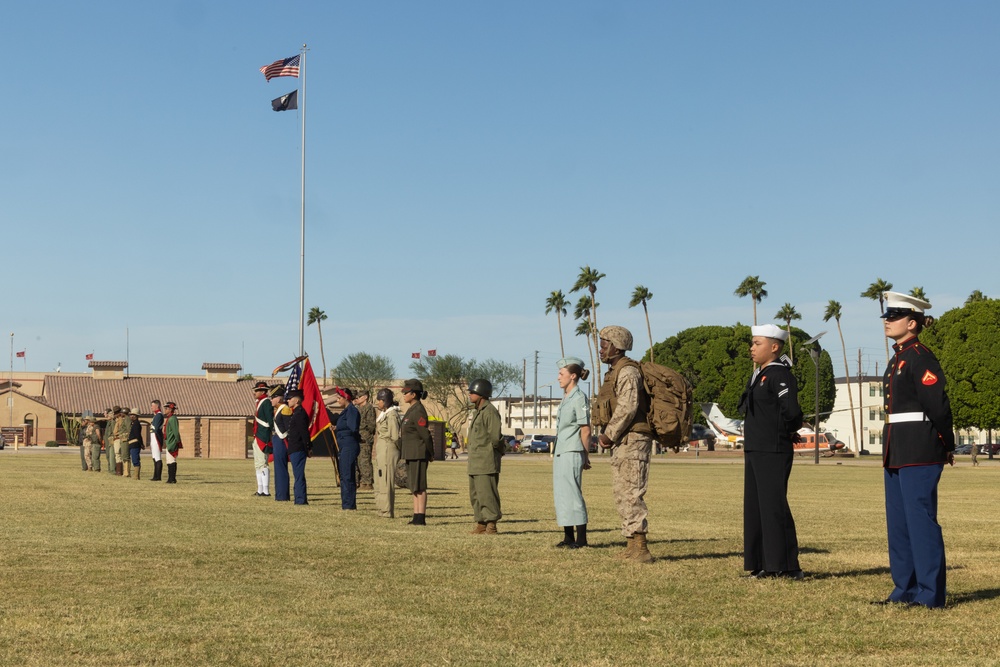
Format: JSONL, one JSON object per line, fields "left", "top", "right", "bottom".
{"left": 779, "top": 570, "right": 805, "bottom": 580}
{"left": 555, "top": 539, "right": 574, "bottom": 548}
{"left": 870, "top": 598, "right": 897, "bottom": 606}
{"left": 750, "top": 571, "right": 778, "bottom": 579}
{"left": 744, "top": 570, "right": 765, "bottom": 578}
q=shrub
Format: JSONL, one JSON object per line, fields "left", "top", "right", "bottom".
{"left": 45, "top": 441, "right": 60, "bottom": 448}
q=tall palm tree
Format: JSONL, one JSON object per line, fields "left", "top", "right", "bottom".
{"left": 774, "top": 302, "right": 801, "bottom": 363}
{"left": 575, "top": 318, "right": 597, "bottom": 401}
{"left": 628, "top": 285, "right": 655, "bottom": 361}
{"left": 545, "top": 290, "right": 569, "bottom": 358}
{"left": 824, "top": 300, "right": 858, "bottom": 452}
{"left": 571, "top": 266, "right": 605, "bottom": 388}
{"left": 909, "top": 286, "right": 928, "bottom": 301}
{"left": 734, "top": 275, "right": 768, "bottom": 325}
{"left": 307, "top": 307, "right": 328, "bottom": 386}
{"left": 861, "top": 278, "right": 893, "bottom": 362}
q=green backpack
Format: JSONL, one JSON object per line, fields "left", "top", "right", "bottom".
{"left": 639, "top": 361, "right": 694, "bottom": 453}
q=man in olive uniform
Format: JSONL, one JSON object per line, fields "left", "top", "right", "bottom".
{"left": 594, "top": 325, "right": 655, "bottom": 564}
{"left": 355, "top": 390, "right": 377, "bottom": 491}
{"left": 115, "top": 407, "right": 131, "bottom": 477}
{"left": 104, "top": 408, "right": 119, "bottom": 475}
{"left": 163, "top": 402, "right": 181, "bottom": 484}
{"left": 466, "top": 379, "right": 505, "bottom": 534}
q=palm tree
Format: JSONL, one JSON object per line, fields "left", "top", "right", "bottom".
{"left": 861, "top": 278, "right": 893, "bottom": 362}
{"left": 824, "top": 300, "right": 858, "bottom": 452}
{"left": 575, "top": 318, "right": 596, "bottom": 401}
{"left": 545, "top": 290, "right": 569, "bottom": 358}
{"left": 571, "top": 266, "right": 605, "bottom": 388}
{"left": 966, "top": 289, "right": 988, "bottom": 305}
{"left": 734, "top": 276, "right": 768, "bottom": 325}
{"left": 909, "top": 286, "right": 928, "bottom": 301}
{"left": 307, "top": 307, "right": 328, "bottom": 386}
{"left": 774, "top": 302, "right": 801, "bottom": 363}
{"left": 628, "top": 285, "right": 655, "bottom": 361}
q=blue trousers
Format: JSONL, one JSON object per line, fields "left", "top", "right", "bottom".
{"left": 290, "top": 450, "right": 308, "bottom": 505}
{"left": 129, "top": 447, "right": 141, "bottom": 467}
{"left": 884, "top": 465, "right": 946, "bottom": 608}
{"left": 272, "top": 436, "right": 290, "bottom": 501}
{"left": 339, "top": 442, "right": 359, "bottom": 509}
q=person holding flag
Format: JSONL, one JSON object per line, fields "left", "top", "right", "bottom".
{"left": 252, "top": 381, "right": 273, "bottom": 497}
{"left": 270, "top": 386, "right": 293, "bottom": 502}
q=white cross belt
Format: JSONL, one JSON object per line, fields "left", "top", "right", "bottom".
{"left": 886, "top": 412, "right": 929, "bottom": 424}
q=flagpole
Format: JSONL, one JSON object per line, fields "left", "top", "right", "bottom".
{"left": 298, "top": 44, "right": 308, "bottom": 357}
{"left": 9, "top": 333, "right": 14, "bottom": 449}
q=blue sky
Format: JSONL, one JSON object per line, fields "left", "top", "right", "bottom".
{"left": 3, "top": 1, "right": 998, "bottom": 383}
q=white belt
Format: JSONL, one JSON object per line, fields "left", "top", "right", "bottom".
{"left": 886, "top": 412, "right": 929, "bottom": 424}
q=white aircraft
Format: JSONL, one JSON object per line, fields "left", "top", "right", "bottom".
{"left": 700, "top": 403, "right": 744, "bottom": 449}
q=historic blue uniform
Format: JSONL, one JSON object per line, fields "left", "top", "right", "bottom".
{"left": 272, "top": 404, "right": 293, "bottom": 501}
{"left": 882, "top": 336, "right": 954, "bottom": 607}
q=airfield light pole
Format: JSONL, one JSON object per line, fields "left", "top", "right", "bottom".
{"left": 802, "top": 332, "right": 827, "bottom": 465}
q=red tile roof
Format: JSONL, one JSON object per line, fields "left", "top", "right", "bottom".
{"left": 202, "top": 363, "right": 242, "bottom": 371}
{"left": 88, "top": 360, "right": 128, "bottom": 369}
{"left": 44, "top": 375, "right": 259, "bottom": 417}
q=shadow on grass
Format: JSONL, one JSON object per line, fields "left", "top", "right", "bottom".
{"left": 949, "top": 588, "right": 1000, "bottom": 605}
{"left": 808, "top": 566, "right": 891, "bottom": 580}
{"left": 799, "top": 546, "right": 831, "bottom": 555}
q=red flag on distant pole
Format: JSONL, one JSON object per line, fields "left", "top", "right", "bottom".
{"left": 85, "top": 353, "right": 94, "bottom": 361}
{"left": 15, "top": 350, "right": 25, "bottom": 358}
{"left": 427, "top": 349, "right": 437, "bottom": 357}
{"left": 411, "top": 352, "right": 420, "bottom": 359}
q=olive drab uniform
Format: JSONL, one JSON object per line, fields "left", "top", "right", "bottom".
{"left": 104, "top": 415, "right": 117, "bottom": 474}
{"left": 882, "top": 336, "right": 955, "bottom": 608}
{"left": 374, "top": 405, "right": 402, "bottom": 518}
{"left": 357, "top": 400, "right": 376, "bottom": 491}
{"left": 466, "top": 399, "right": 504, "bottom": 531}
{"left": 593, "top": 357, "right": 653, "bottom": 540}
{"left": 115, "top": 412, "right": 130, "bottom": 477}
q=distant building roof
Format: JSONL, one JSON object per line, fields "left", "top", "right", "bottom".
{"left": 44, "top": 375, "right": 255, "bottom": 417}
{"left": 88, "top": 360, "right": 128, "bottom": 369}
{"left": 202, "top": 363, "right": 242, "bottom": 371}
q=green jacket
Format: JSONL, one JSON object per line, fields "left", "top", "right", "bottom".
{"left": 358, "top": 401, "right": 376, "bottom": 445}
{"left": 103, "top": 420, "right": 115, "bottom": 446}
{"left": 165, "top": 415, "right": 181, "bottom": 453}
{"left": 466, "top": 401, "right": 503, "bottom": 475}
{"left": 400, "top": 402, "right": 434, "bottom": 461}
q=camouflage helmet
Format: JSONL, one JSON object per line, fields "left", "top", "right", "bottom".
{"left": 468, "top": 378, "right": 493, "bottom": 399}
{"left": 599, "top": 325, "right": 633, "bottom": 352}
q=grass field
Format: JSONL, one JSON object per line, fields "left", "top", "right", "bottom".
{"left": 1, "top": 450, "right": 998, "bottom": 666}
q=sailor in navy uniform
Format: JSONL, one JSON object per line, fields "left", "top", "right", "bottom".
{"left": 876, "top": 291, "right": 955, "bottom": 608}
{"left": 738, "top": 323, "right": 805, "bottom": 579}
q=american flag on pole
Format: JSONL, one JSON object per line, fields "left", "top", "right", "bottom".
{"left": 85, "top": 353, "right": 94, "bottom": 361}
{"left": 260, "top": 55, "right": 300, "bottom": 81}
{"left": 274, "top": 356, "right": 331, "bottom": 442}
{"left": 15, "top": 350, "right": 25, "bottom": 358}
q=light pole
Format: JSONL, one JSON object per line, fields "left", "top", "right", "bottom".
{"left": 802, "top": 332, "right": 827, "bottom": 465}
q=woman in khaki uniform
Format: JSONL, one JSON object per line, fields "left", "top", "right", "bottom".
{"left": 374, "top": 388, "right": 402, "bottom": 518}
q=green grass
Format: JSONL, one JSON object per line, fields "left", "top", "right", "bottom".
{"left": 1, "top": 452, "right": 998, "bottom": 666}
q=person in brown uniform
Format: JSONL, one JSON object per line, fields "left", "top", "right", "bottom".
{"left": 355, "top": 390, "right": 377, "bottom": 492}
{"left": 400, "top": 379, "right": 434, "bottom": 526}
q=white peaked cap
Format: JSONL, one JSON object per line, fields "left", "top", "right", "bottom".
{"left": 751, "top": 324, "right": 788, "bottom": 341}
{"left": 882, "top": 291, "right": 932, "bottom": 315}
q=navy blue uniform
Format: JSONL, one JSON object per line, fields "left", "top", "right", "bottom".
{"left": 738, "top": 358, "right": 804, "bottom": 574}
{"left": 286, "top": 405, "right": 310, "bottom": 505}
{"left": 881, "top": 336, "right": 954, "bottom": 607}
{"left": 334, "top": 403, "right": 361, "bottom": 510}
{"left": 272, "top": 405, "right": 292, "bottom": 501}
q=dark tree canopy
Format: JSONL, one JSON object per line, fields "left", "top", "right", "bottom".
{"left": 651, "top": 324, "right": 835, "bottom": 423}
{"left": 332, "top": 352, "right": 396, "bottom": 398}
{"left": 921, "top": 298, "right": 1000, "bottom": 432}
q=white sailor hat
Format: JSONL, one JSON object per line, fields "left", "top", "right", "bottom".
{"left": 881, "top": 291, "right": 931, "bottom": 319}
{"left": 751, "top": 324, "right": 788, "bottom": 341}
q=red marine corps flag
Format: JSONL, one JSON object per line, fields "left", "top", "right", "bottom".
{"left": 272, "top": 355, "right": 331, "bottom": 441}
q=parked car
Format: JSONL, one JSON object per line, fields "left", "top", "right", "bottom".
{"left": 981, "top": 443, "right": 999, "bottom": 456}
{"left": 954, "top": 444, "right": 974, "bottom": 455}
{"left": 526, "top": 439, "right": 551, "bottom": 453}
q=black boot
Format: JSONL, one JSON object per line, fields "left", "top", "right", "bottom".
{"left": 152, "top": 460, "right": 163, "bottom": 481}
{"left": 408, "top": 513, "right": 425, "bottom": 525}
{"left": 556, "top": 526, "right": 576, "bottom": 548}
{"left": 575, "top": 524, "right": 588, "bottom": 548}
{"left": 167, "top": 463, "right": 177, "bottom": 484}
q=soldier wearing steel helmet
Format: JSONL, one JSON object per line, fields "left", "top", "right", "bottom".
{"left": 466, "top": 378, "right": 504, "bottom": 535}
{"left": 593, "top": 325, "right": 655, "bottom": 564}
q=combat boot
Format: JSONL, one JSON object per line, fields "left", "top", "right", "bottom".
{"left": 152, "top": 461, "right": 162, "bottom": 481}
{"left": 630, "top": 532, "right": 654, "bottom": 564}
{"left": 135, "top": 465, "right": 141, "bottom": 480}
{"left": 615, "top": 536, "right": 635, "bottom": 560}
{"left": 116, "top": 463, "right": 123, "bottom": 476}
{"left": 485, "top": 521, "right": 498, "bottom": 535}
{"left": 470, "top": 522, "right": 487, "bottom": 534}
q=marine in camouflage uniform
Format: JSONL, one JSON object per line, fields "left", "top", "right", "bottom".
{"left": 355, "top": 391, "right": 377, "bottom": 491}
{"left": 594, "top": 325, "right": 654, "bottom": 564}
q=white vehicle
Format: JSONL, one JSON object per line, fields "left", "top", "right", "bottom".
{"left": 700, "top": 403, "right": 745, "bottom": 449}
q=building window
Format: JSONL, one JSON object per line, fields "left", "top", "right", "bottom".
{"left": 870, "top": 386, "right": 876, "bottom": 397}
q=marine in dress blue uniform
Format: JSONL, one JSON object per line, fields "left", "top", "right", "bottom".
{"left": 877, "top": 292, "right": 955, "bottom": 609}
{"left": 738, "top": 324, "right": 804, "bottom": 579}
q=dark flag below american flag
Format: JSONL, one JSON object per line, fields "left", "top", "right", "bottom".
{"left": 260, "top": 55, "right": 300, "bottom": 81}
{"left": 271, "top": 90, "right": 298, "bottom": 112}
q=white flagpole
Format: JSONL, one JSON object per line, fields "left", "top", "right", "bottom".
{"left": 298, "top": 44, "right": 308, "bottom": 357}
